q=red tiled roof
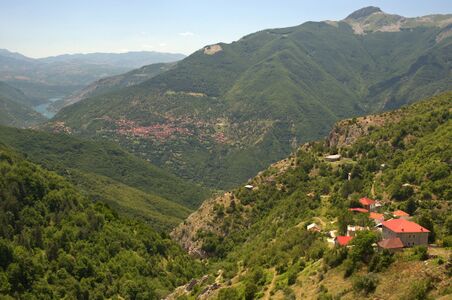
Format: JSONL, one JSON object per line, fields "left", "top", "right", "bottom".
{"left": 369, "top": 212, "right": 384, "bottom": 220}
{"left": 393, "top": 210, "right": 410, "bottom": 217}
{"left": 382, "top": 218, "right": 430, "bottom": 233}
{"left": 349, "top": 208, "right": 369, "bottom": 213}
{"left": 359, "top": 197, "right": 376, "bottom": 206}
{"left": 336, "top": 236, "right": 353, "bottom": 246}
{"left": 378, "top": 237, "right": 404, "bottom": 249}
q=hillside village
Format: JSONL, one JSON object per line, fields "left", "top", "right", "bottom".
{"left": 170, "top": 93, "right": 451, "bottom": 299}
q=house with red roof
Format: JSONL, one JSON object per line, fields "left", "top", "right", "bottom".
{"left": 369, "top": 212, "right": 384, "bottom": 224}
{"left": 359, "top": 197, "right": 376, "bottom": 211}
{"left": 335, "top": 236, "right": 353, "bottom": 247}
{"left": 381, "top": 218, "right": 429, "bottom": 247}
{"left": 377, "top": 237, "right": 404, "bottom": 252}
{"left": 348, "top": 207, "right": 369, "bottom": 213}
{"left": 393, "top": 210, "right": 410, "bottom": 219}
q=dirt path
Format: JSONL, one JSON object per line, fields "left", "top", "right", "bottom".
{"left": 263, "top": 268, "right": 277, "bottom": 300}
{"left": 313, "top": 216, "right": 326, "bottom": 227}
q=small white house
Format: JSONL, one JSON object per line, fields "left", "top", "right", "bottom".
{"left": 325, "top": 154, "right": 341, "bottom": 162}
{"left": 307, "top": 223, "right": 321, "bottom": 232}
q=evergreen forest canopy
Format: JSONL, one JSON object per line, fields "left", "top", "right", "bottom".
{"left": 0, "top": 145, "right": 204, "bottom": 299}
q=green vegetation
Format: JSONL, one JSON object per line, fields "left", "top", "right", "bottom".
{"left": 0, "top": 146, "right": 204, "bottom": 299}
{"left": 0, "top": 81, "right": 46, "bottom": 127}
{"left": 52, "top": 62, "right": 177, "bottom": 111}
{"left": 172, "top": 92, "right": 451, "bottom": 299}
{"left": 0, "top": 126, "right": 211, "bottom": 231}
{"left": 53, "top": 9, "right": 452, "bottom": 190}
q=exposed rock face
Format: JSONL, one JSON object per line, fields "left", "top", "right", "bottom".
{"left": 326, "top": 110, "right": 404, "bottom": 149}
{"left": 342, "top": 6, "right": 451, "bottom": 35}
{"left": 170, "top": 156, "right": 295, "bottom": 256}
{"left": 170, "top": 192, "right": 234, "bottom": 258}
{"left": 203, "top": 44, "right": 222, "bottom": 55}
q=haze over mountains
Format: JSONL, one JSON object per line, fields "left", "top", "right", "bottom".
{"left": 51, "top": 7, "right": 452, "bottom": 189}
{"left": 0, "top": 49, "right": 185, "bottom": 106}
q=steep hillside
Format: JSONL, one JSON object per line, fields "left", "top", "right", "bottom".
{"left": 52, "top": 7, "right": 452, "bottom": 189}
{"left": 170, "top": 92, "right": 451, "bottom": 299}
{"left": 52, "top": 62, "right": 177, "bottom": 111}
{"left": 0, "top": 145, "right": 204, "bottom": 299}
{"left": 0, "top": 126, "right": 210, "bottom": 230}
{"left": 0, "top": 81, "right": 46, "bottom": 127}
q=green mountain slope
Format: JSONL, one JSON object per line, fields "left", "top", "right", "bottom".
{"left": 0, "top": 81, "right": 46, "bottom": 127}
{"left": 0, "top": 126, "right": 210, "bottom": 230}
{"left": 170, "top": 91, "right": 452, "bottom": 299}
{"left": 51, "top": 62, "right": 177, "bottom": 111}
{"left": 0, "top": 145, "right": 204, "bottom": 299}
{"left": 52, "top": 7, "right": 452, "bottom": 189}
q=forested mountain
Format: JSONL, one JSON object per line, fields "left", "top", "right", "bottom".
{"left": 52, "top": 62, "right": 177, "bottom": 111}
{"left": 0, "top": 81, "right": 46, "bottom": 127}
{"left": 51, "top": 7, "right": 452, "bottom": 189}
{"left": 0, "top": 126, "right": 210, "bottom": 231}
{"left": 0, "top": 145, "right": 204, "bottom": 298}
{"left": 169, "top": 91, "right": 452, "bottom": 299}
{"left": 0, "top": 49, "right": 185, "bottom": 105}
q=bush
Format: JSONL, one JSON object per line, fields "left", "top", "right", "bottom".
{"left": 343, "top": 259, "right": 356, "bottom": 278}
{"left": 404, "top": 278, "right": 433, "bottom": 300}
{"left": 324, "top": 247, "right": 347, "bottom": 268}
{"left": 217, "top": 287, "right": 241, "bottom": 300}
{"left": 413, "top": 246, "right": 428, "bottom": 261}
{"left": 353, "top": 273, "right": 378, "bottom": 295}
{"left": 287, "top": 270, "right": 298, "bottom": 285}
{"left": 368, "top": 250, "right": 394, "bottom": 272}
{"left": 244, "top": 282, "right": 258, "bottom": 300}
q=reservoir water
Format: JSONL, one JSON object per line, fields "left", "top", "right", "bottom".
{"left": 34, "top": 97, "right": 61, "bottom": 118}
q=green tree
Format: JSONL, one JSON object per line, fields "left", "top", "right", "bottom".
{"left": 350, "top": 231, "right": 377, "bottom": 263}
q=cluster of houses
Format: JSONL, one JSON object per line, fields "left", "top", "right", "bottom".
{"left": 115, "top": 118, "right": 192, "bottom": 140}
{"left": 307, "top": 197, "right": 430, "bottom": 252}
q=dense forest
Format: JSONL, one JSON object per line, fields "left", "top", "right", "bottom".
{"left": 0, "top": 145, "right": 204, "bottom": 298}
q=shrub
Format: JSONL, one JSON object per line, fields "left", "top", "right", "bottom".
{"left": 353, "top": 273, "right": 378, "bottom": 295}
{"left": 368, "top": 250, "right": 394, "bottom": 272}
{"left": 413, "top": 246, "right": 428, "bottom": 261}
{"left": 324, "top": 247, "right": 347, "bottom": 268}
{"left": 217, "top": 287, "right": 241, "bottom": 300}
{"left": 244, "top": 282, "right": 258, "bottom": 300}
{"left": 343, "top": 259, "right": 356, "bottom": 278}
{"left": 404, "top": 278, "right": 433, "bottom": 300}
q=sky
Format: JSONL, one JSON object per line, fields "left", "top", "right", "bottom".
{"left": 0, "top": 0, "right": 451, "bottom": 58}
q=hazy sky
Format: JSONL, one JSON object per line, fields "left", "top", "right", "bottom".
{"left": 1, "top": 0, "right": 451, "bottom": 58}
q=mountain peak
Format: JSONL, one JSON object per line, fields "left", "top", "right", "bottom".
{"left": 346, "top": 6, "right": 382, "bottom": 20}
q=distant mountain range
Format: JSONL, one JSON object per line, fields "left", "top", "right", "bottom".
{"left": 51, "top": 7, "right": 452, "bottom": 189}
{"left": 0, "top": 49, "right": 185, "bottom": 104}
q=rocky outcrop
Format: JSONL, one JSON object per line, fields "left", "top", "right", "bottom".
{"left": 326, "top": 110, "right": 403, "bottom": 149}
{"left": 170, "top": 156, "right": 295, "bottom": 257}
